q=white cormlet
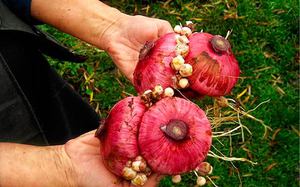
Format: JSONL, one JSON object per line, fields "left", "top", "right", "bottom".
{"left": 196, "top": 176, "right": 206, "bottom": 186}
{"left": 153, "top": 85, "right": 164, "bottom": 95}
{"left": 164, "top": 87, "right": 174, "bottom": 97}
{"left": 131, "top": 160, "right": 142, "bottom": 172}
{"left": 178, "top": 78, "right": 189, "bottom": 89}
{"left": 122, "top": 167, "right": 137, "bottom": 180}
{"left": 131, "top": 173, "right": 147, "bottom": 186}
{"left": 179, "top": 64, "right": 193, "bottom": 77}
{"left": 174, "top": 25, "right": 182, "bottom": 34}
{"left": 176, "top": 35, "right": 190, "bottom": 44}
{"left": 171, "top": 55, "right": 185, "bottom": 70}
{"left": 186, "top": 21, "right": 193, "bottom": 26}
{"left": 175, "top": 44, "right": 189, "bottom": 56}
{"left": 143, "top": 89, "right": 152, "bottom": 96}
{"left": 208, "top": 165, "right": 213, "bottom": 175}
{"left": 172, "top": 175, "right": 182, "bottom": 183}
{"left": 181, "top": 27, "right": 192, "bottom": 36}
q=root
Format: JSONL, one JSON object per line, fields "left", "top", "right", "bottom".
{"left": 208, "top": 151, "right": 257, "bottom": 165}
{"left": 211, "top": 97, "right": 271, "bottom": 139}
{"left": 226, "top": 102, "right": 272, "bottom": 139}
{"left": 207, "top": 176, "right": 219, "bottom": 187}
{"left": 203, "top": 93, "right": 270, "bottom": 186}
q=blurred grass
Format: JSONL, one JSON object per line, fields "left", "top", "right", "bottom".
{"left": 39, "top": 0, "right": 299, "bottom": 186}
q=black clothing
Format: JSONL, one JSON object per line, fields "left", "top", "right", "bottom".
{"left": 0, "top": 1, "right": 99, "bottom": 145}
{"left": 2, "top": 0, "right": 32, "bottom": 23}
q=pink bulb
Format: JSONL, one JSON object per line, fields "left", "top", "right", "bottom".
{"left": 133, "top": 33, "right": 178, "bottom": 93}
{"left": 185, "top": 33, "right": 240, "bottom": 96}
{"left": 138, "top": 97, "right": 212, "bottom": 174}
{"left": 97, "top": 97, "right": 146, "bottom": 176}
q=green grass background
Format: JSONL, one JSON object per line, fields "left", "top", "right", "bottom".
{"left": 40, "top": 0, "right": 299, "bottom": 186}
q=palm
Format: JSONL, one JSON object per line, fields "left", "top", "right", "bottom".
{"left": 64, "top": 130, "right": 160, "bottom": 187}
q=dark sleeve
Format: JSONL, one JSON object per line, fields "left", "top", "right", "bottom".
{"left": 2, "top": 0, "right": 33, "bottom": 23}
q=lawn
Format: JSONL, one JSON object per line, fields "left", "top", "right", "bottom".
{"left": 40, "top": 0, "right": 299, "bottom": 186}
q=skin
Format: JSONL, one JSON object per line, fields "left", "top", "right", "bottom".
{"left": 31, "top": 0, "right": 173, "bottom": 81}
{"left": 0, "top": 0, "right": 172, "bottom": 186}
{"left": 0, "top": 131, "right": 162, "bottom": 187}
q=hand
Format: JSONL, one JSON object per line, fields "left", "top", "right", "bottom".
{"left": 101, "top": 15, "right": 173, "bottom": 81}
{"left": 64, "top": 130, "right": 162, "bottom": 187}
{"left": 31, "top": 0, "right": 172, "bottom": 82}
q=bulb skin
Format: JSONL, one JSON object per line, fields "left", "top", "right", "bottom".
{"left": 133, "top": 33, "right": 178, "bottom": 94}
{"left": 185, "top": 32, "right": 240, "bottom": 96}
{"left": 97, "top": 96, "right": 212, "bottom": 177}
{"left": 134, "top": 32, "right": 240, "bottom": 98}
{"left": 138, "top": 97, "right": 212, "bottom": 175}
{"left": 97, "top": 97, "right": 146, "bottom": 176}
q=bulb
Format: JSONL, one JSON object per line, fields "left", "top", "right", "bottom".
{"left": 153, "top": 85, "right": 164, "bottom": 95}
{"left": 138, "top": 97, "right": 212, "bottom": 174}
{"left": 96, "top": 97, "right": 146, "bottom": 177}
{"left": 174, "top": 25, "right": 182, "bottom": 34}
{"left": 131, "top": 173, "right": 148, "bottom": 186}
{"left": 164, "top": 87, "right": 174, "bottom": 97}
{"left": 133, "top": 33, "right": 178, "bottom": 94}
{"left": 196, "top": 176, "right": 206, "bottom": 186}
{"left": 122, "top": 167, "right": 137, "bottom": 180}
{"left": 172, "top": 175, "right": 182, "bottom": 183}
{"left": 181, "top": 27, "right": 192, "bottom": 36}
{"left": 134, "top": 30, "right": 240, "bottom": 98}
{"left": 196, "top": 162, "right": 213, "bottom": 176}
{"left": 185, "top": 33, "right": 240, "bottom": 96}
{"left": 179, "top": 64, "right": 193, "bottom": 77}
{"left": 178, "top": 78, "right": 189, "bottom": 89}
{"left": 171, "top": 55, "right": 185, "bottom": 71}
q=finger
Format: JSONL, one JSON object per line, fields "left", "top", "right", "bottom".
{"left": 72, "top": 130, "right": 100, "bottom": 146}
{"left": 79, "top": 129, "right": 97, "bottom": 138}
{"left": 128, "top": 74, "right": 134, "bottom": 84}
{"left": 143, "top": 174, "right": 165, "bottom": 187}
{"left": 157, "top": 20, "right": 173, "bottom": 38}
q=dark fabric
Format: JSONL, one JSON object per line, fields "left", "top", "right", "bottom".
{"left": 0, "top": 32, "right": 100, "bottom": 145}
{"left": 0, "top": 1, "right": 88, "bottom": 62}
{"left": 0, "top": 52, "right": 48, "bottom": 145}
{"left": 0, "top": 1, "right": 100, "bottom": 145}
{"left": 2, "top": 0, "right": 33, "bottom": 23}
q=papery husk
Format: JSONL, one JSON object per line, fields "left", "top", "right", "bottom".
{"left": 96, "top": 97, "right": 146, "bottom": 176}
{"left": 138, "top": 97, "right": 212, "bottom": 175}
{"left": 134, "top": 33, "right": 178, "bottom": 94}
{"left": 185, "top": 32, "right": 240, "bottom": 96}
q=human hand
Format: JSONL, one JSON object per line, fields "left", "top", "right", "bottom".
{"left": 64, "top": 130, "right": 161, "bottom": 187}
{"left": 31, "top": 0, "right": 172, "bottom": 81}
{"left": 100, "top": 15, "right": 173, "bottom": 82}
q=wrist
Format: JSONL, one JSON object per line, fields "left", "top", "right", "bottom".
{"left": 53, "top": 145, "right": 78, "bottom": 187}
{"left": 0, "top": 143, "right": 78, "bottom": 187}
{"left": 31, "top": 0, "right": 127, "bottom": 50}
{"left": 94, "top": 8, "right": 130, "bottom": 51}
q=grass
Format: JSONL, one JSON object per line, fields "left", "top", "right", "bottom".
{"left": 39, "top": 0, "right": 299, "bottom": 186}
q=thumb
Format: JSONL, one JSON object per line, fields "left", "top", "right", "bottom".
{"left": 156, "top": 19, "right": 173, "bottom": 38}
{"left": 143, "top": 174, "right": 165, "bottom": 187}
